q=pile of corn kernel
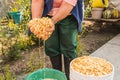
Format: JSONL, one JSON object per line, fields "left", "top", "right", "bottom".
{"left": 28, "top": 17, "right": 54, "bottom": 40}
{"left": 71, "top": 56, "right": 113, "bottom": 76}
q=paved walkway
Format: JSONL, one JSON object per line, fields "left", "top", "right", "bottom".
{"left": 91, "top": 33, "right": 120, "bottom": 80}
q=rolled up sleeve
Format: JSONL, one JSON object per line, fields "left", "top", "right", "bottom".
{"left": 64, "top": 0, "right": 77, "bottom": 6}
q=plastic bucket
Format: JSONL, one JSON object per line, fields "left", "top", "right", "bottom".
{"left": 26, "top": 68, "right": 67, "bottom": 80}
{"left": 92, "top": 8, "right": 104, "bottom": 19}
{"left": 70, "top": 56, "right": 114, "bottom": 80}
{"left": 8, "top": 11, "right": 22, "bottom": 24}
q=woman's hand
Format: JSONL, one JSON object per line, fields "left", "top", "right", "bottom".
{"left": 28, "top": 18, "right": 41, "bottom": 36}
{"left": 28, "top": 17, "right": 55, "bottom": 41}
{"left": 51, "top": 1, "right": 75, "bottom": 24}
{"left": 45, "top": 19, "right": 55, "bottom": 32}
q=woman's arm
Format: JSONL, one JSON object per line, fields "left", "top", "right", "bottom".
{"left": 51, "top": 1, "right": 77, "bottom": 24}
{"left": 31, "top": 0, "right": 44, "bottom": 19}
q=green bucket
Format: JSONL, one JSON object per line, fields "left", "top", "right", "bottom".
{"left": 8, "top": 11, "right": 22, "bottom": 24}
{"left": 26, "top": 68, "right": 67, "bottom": 80}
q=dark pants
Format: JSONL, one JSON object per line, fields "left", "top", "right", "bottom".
{"left": 49, "top": 54, "right": 72, "bottom": 80}
{"left": 45, "top": 15, "right": 78, "bottom": 80}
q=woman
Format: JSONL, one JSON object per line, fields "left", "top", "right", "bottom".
{"left": 30, "top": 0, "right": 84, "bottom": 79}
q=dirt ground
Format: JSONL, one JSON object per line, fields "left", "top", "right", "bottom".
{"left": 0, "top": 21, "right": 120, "bottom": 78}
{"left": 81, "top": 21, "right": 120, "bottom": 54}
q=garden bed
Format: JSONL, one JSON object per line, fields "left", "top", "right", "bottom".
{"left": 0, "top": 21, "right": 120, "bottom": 79}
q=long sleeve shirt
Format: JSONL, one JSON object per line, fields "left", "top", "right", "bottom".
{"left": 43, "top": 0, "right": 84, "bottom": 32}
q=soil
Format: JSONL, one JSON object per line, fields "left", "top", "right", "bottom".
{"left": 0, "top": 21, "right": 120, "bottom": 78}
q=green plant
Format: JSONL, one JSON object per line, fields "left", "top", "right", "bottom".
{"left": 8, "top": 0, "right": 26, "bottom": 12}
{"left": 5, "top": 65, "right": 13, "bottom": 80}
{"left": 0, "top": 19, "right": 32, "bottom": 61}
{"left": 29, "top": 33, "right": 43, "bottom": 46}
{"left": 38, "top": 40, "right": 42, "bottom": 67}
{"left": 28, "top": 47, "right": 44, "bottom": 73}
{"left": 81, "top": 24, "right": 88, "bottom": 38}
{"left": 0, "top": 0, "right": 32, "bottom": 62}
{"left": 0, "top": 76, "right": 4, "bottom": 80}
{"left": 0, "top": 65, "right": 16, "bottom": 80}
{"left": 84, "top": 0, "right": 91, "bottom": 7}
{"left": 6, "top": 0, "right": 30, "bottom": 25}
{"left": 84, "top": 5, "right": 92, "bottom": 18}
{"left": 76, "top": 35, "right": 86, "bottom": 57}
{"left": 29, "top": 52, "right": 35, "bottom": 72}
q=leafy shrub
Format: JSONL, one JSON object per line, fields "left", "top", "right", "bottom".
{"left": 0, "top": 0, "right": 32, "bottom": 62}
